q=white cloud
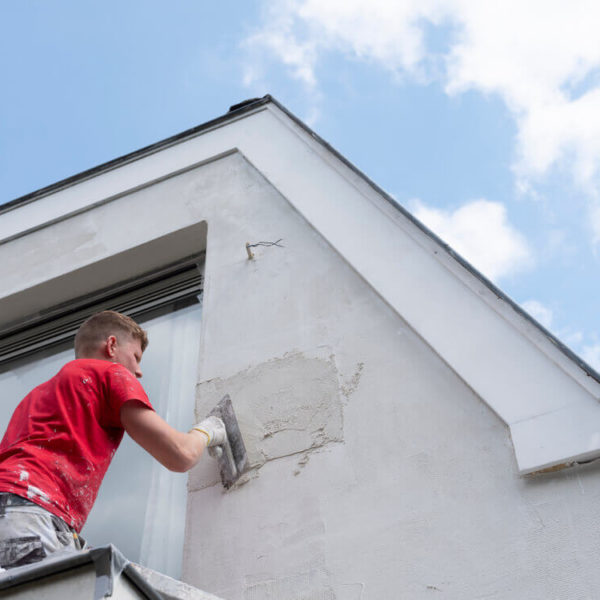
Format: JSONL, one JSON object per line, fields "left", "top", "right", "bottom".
{"left": 591, "top": 201, "right": 600, "bottom": 248}
{"left": 443, "top": 1, "right": 600, "bottom": 193}
{"left": 519, "top": 298, "right": 591, "bottom": 357}
{"left": 411, "top": 198, "right": 533, "bottom": 282}
{"left": 243, "top": 4, "right": 319, "bottom": 91}
{"left": 245, "top": 1, "right": 600, "bottom": 211}
{"left": 562, "top": 330, "right": 585, "bottom": 348}
{"left": 521, "top": 300, "right": 554, "bottom": 330}
{"left": 582, "top": 344, "right": 600, "bottom": 371}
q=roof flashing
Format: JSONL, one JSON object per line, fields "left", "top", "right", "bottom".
{"left": 0, "top": 545, "right": 220, "bottom": 599}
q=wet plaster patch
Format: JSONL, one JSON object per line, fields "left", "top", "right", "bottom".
{"left": 191, "top": 349, "right": 343, "bottom": 490}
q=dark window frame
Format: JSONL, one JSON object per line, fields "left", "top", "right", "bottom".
{"left": 0, "top": 254, "right": 204, "bottom": 367}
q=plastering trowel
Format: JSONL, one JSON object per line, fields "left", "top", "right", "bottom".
{"left": 208, "top": 395, "right": 249, "bottom": 488}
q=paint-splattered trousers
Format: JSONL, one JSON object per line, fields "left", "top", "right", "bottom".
{"left": 0, "top": 492, "right": 84, "bottom": 570}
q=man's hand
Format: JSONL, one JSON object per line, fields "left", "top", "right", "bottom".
{"left": 192, "top": 416, "right": 227, "bottom": 447}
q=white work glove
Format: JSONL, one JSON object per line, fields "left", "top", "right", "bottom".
{"left": 192, "top": 416, "right": 227, "bottom": 448}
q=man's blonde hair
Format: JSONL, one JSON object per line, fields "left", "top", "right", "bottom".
{"left": 74, "top": 311, "right": 148, "bottom": 358}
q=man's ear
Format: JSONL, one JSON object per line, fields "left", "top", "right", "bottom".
{"left": 105, "top": 335, "right": 118, "bottom": 359}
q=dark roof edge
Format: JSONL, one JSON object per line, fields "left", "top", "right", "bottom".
{"left": 0, "top": 545, "right": 162, "bottom": 599}
{"left": 264, "top": 97, "right": 600, "bottom": 388}
{"left": 0, "top": 96, "right": 273, "bottom": 216}
{"left": 0, "top": 549, "right": 91, "bottom": 590}
{"left": 3, "top": 94, "right": 598, "bottom": 388}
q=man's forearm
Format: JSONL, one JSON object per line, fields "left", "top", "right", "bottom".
{"left": 121, "top": 403, "right": 208, "bottom": 472}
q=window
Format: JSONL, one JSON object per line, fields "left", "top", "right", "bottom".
{"left": 0, "top": 259, "right": 203, "bottom": 579}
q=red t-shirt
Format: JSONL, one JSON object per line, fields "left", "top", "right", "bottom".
{"left": 0, "top": 359, "right": 153, "bottom": 532}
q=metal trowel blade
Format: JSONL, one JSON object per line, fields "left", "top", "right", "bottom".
{"left": 208, "top": 395, "right": 249, "bottom": 488}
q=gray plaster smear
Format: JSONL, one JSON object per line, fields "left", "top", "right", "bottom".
{"left": 191, "top": 349, "right": 344, "bottom": 490}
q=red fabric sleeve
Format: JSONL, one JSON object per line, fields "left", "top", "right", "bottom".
{"left": 101, "top": 364, "right": 154, "bottom": 428}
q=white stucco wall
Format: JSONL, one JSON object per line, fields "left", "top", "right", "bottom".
{"left": 180, "top": 154, "right": 600, "bottom": 599}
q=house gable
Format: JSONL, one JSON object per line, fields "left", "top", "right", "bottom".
{"left": 1, "top": 97, "right": 598, "bottom": 475}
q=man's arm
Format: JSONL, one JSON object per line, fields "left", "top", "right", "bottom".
{"left": 121, "top": 402, "right": 207, "bottom": 472}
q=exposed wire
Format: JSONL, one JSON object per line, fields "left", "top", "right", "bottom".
{"left": 246, "top": 239, "right": 284, "bottom": 248}
{"left": 245, "top": 239, "right": 284, "bottom": 260}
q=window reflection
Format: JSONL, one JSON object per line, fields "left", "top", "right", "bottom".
{"left": 0, "top": 300, "right": 202, "bottom": 579}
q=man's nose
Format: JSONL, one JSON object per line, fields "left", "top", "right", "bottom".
{"left": 135, "top": 367, "right": 143, "bottom": 379}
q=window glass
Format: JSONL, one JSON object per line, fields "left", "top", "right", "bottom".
{"left": 0, "top": 300, "right": 202, "bottom": 579}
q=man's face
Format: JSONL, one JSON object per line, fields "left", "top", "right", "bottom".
{"left": 110, "top": 335, "right": 144, "bottom": 379}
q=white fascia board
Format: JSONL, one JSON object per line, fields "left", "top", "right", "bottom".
{"left": 510, "top": 401, "right": 600, "bottom": 474}
{"left": 4, "top": 102, "right": 600, "bottom": 474}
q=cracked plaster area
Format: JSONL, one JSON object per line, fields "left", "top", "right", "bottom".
{"left": 190, "top": 349, "right": 344, "bottom": 490}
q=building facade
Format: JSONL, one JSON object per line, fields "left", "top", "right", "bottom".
{"left": 2, "top": 97, "right": 600, "bottom": 598}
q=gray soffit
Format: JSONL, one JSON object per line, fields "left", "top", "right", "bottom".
{"left": 2, "top": 95, "right": 598, "bottom": 387}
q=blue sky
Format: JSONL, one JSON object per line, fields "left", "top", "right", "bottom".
{"left": 1, "top": 1, "right": 599, "bottom": 369}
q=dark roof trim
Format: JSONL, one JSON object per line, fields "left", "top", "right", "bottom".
{"left": 2, "top": 94, "right": 598, "bottom": 387}
{"left": 0, "top": 545, "right": 163, "bottom": 600}
{"left": 0, "top": 96, "right": 272, "bottom": 216}
{"left": 0, "top": 256, "right": 204, "bottom": 367}
{"left": 0, "top": 548, "right": 91, "bottom": 590}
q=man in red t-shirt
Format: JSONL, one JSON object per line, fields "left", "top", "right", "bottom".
{"left": 0, "top": 311, "right": 225, "bottom": 570}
